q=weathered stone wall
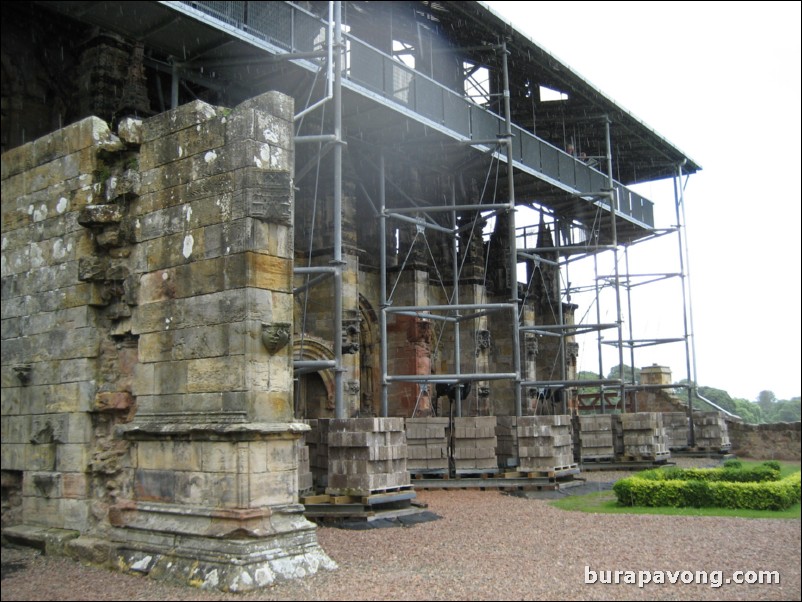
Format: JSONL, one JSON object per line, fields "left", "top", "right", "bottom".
{"left": 728, "top": 421, "right": 801, "bottom": 461}
{"left": 2, "top": 93, "right": 334, "bottom": 591}
{"left": 2, "top": 116, "right": 124, "bottom": 534}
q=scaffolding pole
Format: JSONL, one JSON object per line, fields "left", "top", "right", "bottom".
{"left": 604, "top": 117, "right": 626, "bottom": 411}
{"left": 379, "top": 152, "right": 389, "bottom": 417}
{"left": 674, "top": 162, "right": 697, "bottom": 445}
{"left": 332, "top": 0, "right": 345, "bottom": 418}
{"left": 501, "top": 39, "right": 523, "bottom": 417}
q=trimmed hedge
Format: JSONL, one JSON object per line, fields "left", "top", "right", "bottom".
{"left": 613, "top": 464, "right": 801, "bottom": 510}
{"left": 650, "top": 465, "right": 781, "bottom": 483}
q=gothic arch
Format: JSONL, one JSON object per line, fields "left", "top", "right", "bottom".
{"left": 293, "top": 335, "right": 335, "bottom": 418}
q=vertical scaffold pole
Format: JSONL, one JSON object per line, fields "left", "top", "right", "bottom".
{"left": 332, "top": 1, "right": 345, "bottom": 418}
{"left": 501, "top": 40, "right": 522, "bottom": 417}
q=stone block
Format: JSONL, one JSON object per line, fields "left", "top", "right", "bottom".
{"left": 141, "top": 100, "right": 220, "bottom": 143}
{"left": 226, "top": 106, "right": 293, "bottom": 150}
{"left": 246, "top": 252, "right": 291, "bottom": 292}
{"left": 22, "top": 496, "right": 66, "bottom": 529}
{"left": 0, "top": 444, "right": 26, "bottom": 470}
{"left": 249, "top": 470, "right": 296, "bottom": 508}
{"left": 1, "top": 142, "right": 36, "bottom": 180}
{"left": 137, "top": 441, "right": 172, "bottom": 471}
{"left": 61, "top": 472, "right": 89, "bottom": 499}
{"left": 201, "top": 441, "right": 239, "bottom": 473}
{"left": 174, "top": 471, "right": 238, "bottom": 507}
{"left": 56, "top": 444, "right": 90, "bottom": 472}
{"left": 132, "top": 362, "right": 156, "bottom": 396}
{"left": 265, "top": 439, "right": 296, "bottom": 472}
{"left": 152, "top": 360, "right": 188, "bottom": 395}
{"left": 181, "top": 442, "right": 205, "bottom": 471}
{"left": 186, "top": 357, "right": 245, "bottom": 393}
{"left": 236, "top": 91, "right": 294, "bottom": 122}
{"left": 1, "top": 414, "right": 30, "bottom": 443}
{"left": 118, "top": 117, "right": 144, "bottom": 145}
{"left": 43, "top": 381, "right": 97, "bottom": 414}
{"left": 134, "top": 469, "right": 176, "bottom": 503}
{"left": 225, "top": 138, "right": 292, "bottom": 173}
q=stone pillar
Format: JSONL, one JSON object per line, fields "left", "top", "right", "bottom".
{"left": 105, "top": 93, "right": 333, "bottom": 591}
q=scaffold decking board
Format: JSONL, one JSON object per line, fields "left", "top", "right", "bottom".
{"left": 301, "top": 494, "right": 331, "bottom": 504}
{"left": 361, "top": 490, "right": 417, "bottom": 506}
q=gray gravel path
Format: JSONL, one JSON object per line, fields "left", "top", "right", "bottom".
{"left": 2, "top": 460, "right": 799, "bottom": 601}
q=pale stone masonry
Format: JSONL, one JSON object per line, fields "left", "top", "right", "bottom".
{"left": 496, "top": 415, "right": 574, "bottom": 471}
{"left": 1, "top": 92, "right": 334, "bottom": 591}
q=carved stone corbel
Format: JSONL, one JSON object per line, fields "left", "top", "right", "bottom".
{"left": 261, "top": 322, "right": 291, "bottom": 354}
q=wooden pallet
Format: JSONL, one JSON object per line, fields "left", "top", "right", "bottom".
{"left": 453, "top": 468, "right": 500, "bottom": 477}
{"left": 579, "top": 455, "right": 615, "bottom": 463}
{"left": 409, "top": 469, "right": 450, "bottom": 478}
{"left": 303, "top": 489, "right": 418, "bottom": 522}
{"left": 516, "top": 464, "right": 580, "bottom": 479}
{"left": 619, "top": 453, "right": 671, "bottom": 463}
{"left": 325, "top": 484, "right": 414, "bottom": 497}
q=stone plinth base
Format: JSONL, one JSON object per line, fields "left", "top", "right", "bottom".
{"left": 110, "top": 421, "right": 335, "bottom": 591}
{"left": 110, "top": 504, "right": 334, "bottom": 592}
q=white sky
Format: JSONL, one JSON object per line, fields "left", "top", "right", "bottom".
{"left": 486, "top": 1, "right": 801, "bottom": 401}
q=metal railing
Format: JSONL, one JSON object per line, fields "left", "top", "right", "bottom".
{"left": 177, "top": 0, "right": 655, "bottom": 227}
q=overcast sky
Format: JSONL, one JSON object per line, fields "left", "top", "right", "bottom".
{"left": 485, "top": 1, "right": 801, "bottom": 401}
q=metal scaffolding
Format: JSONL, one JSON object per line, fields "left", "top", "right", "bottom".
{"left": 140, "top": 0, "right": 701, "bottom": 426}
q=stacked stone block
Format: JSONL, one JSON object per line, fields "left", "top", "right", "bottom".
{"left": 577, "top": 414, "right": 615, "bottom": 460}
{"left": 612, "top": 414, "right": 625, "bottom": 457}
{"left": 495, "top": 416, "right": 521, "bottom": 468}
{"left": 497, "top": 416, "right": 574, "bottom": 470}
{"left": 692, "top": 412, "right": 731, "bottom": 451}
{"left": 663, "top": 412, "right": 691, "bottom": 449}
{"left": 619, "top": 412, "right": 670, "bottom": 460}
{"left": 326, "top": 418, "right": 410, "bottom": 496}
{"left": 305, "top": 418, "right": 330, "bottom": 489}
{"left": 405, "top": 417, "right": 449, "bottom": 473}
{"left": 296, "top": 436, "right": 313, "bottom": 494}
{"left": 451, "top": 416, "right": 497, "bottom": 472}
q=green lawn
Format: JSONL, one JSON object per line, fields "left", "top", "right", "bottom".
{"left": 551, "top": 460, "right": 801, "bottom": 519}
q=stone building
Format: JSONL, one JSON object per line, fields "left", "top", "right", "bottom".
{"left": 2, "top": 0, "right": 704, "bottom": 591}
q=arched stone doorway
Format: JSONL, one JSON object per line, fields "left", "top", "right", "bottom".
{"left": 292, "top": 336, "right": 335, "bottom": 419}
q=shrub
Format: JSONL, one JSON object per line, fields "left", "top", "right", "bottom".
{"left": 723, "top": 459, "right": 742, "bottom": 469}
{"left": 613, "top": 469, "right": 800, "bottom": 510}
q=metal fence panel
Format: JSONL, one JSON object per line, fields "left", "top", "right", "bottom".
{"left": 349, "top": 38, "right": 384, "bottom": 94}
{"left": 245, "top": 1, "right": 293, "bottom": 49}
{"left": 541, "top": 144, "right": 559, "bottom": 180}
{"left": 520, "top": 131, "right": 542, "bottom": 171}
{"left": 575, "top": 162, "right": 592, "bottom": 194}
{"left": 470, "top": 105, "right": 499, "bottom": 141}
{"left": 558, "top": 152, "right": 576, "bottom": 188}
{"left": 589, "top": 170, "right": 607, "bottom": 196}
{"left": 414, "top": 75, "right": 443, "bottom": 124}
{"left": 443, "top": 93, "right": 469, "bottom": 136}
{"left": 188, "top": 1, "right": 245, "bottom": 27}
{"left": 384, "top": 58, "right": 414, "bottom": 106}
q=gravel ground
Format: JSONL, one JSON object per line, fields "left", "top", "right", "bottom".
{"left": 2, "top": 459, "right": 799, "bottom": 601}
